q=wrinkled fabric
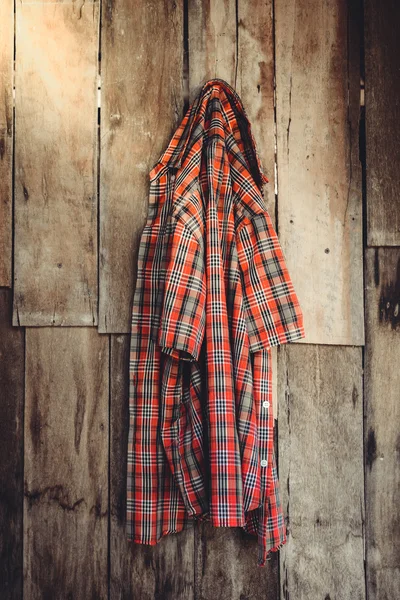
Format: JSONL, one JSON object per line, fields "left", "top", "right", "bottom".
{"left": 126, "top": 79, "right": 306, "bottom": 566}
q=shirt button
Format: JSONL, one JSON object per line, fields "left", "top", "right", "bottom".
{"left": 263, "top": 400, "right": 270, "bottom": 408}
{"left": 261, "top": 459, "right": 268, "bottom": 467}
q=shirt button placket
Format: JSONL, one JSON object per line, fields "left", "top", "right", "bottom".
{"left": 261, "top": 400, "right": 270, "bottom": 468}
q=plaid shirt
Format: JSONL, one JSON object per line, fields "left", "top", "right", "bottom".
{"left": 126, "top": 79, "right": 306, "bottom": 567}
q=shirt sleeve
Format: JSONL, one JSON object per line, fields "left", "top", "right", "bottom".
{"left": 237, "top": 210, "right": 306, "bottom": 352}
{"left": 152, "top": 214, "right": 206, "bottom": 362}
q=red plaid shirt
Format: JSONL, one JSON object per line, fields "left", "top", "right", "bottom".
{"left": 126, "top": 79, "right": 306, "bottom": 566}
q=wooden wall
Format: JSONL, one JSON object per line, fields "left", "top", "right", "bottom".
{"left": 0, "top": 0, "right": 398, "bottom": 598}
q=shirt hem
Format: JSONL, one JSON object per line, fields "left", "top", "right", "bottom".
{"left": 256, "top": 538, "right": 287, "bottom": 567}
{"left": 126, "top": 513, "right": 287, "bottom": 568}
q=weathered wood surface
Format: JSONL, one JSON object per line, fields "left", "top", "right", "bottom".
{"left": 24, "top": 328, "right": 109, "bottom": 599}
{"left": 13, "top": 1, "right": 100, "bottom": 326}
{"left": 0, "top": 0, "right": 13, "bottom": 286}
{"left": 188, "top": 0, "right": 237, "bottom": 98}
{"left": 0, "top": 289, "right": 24, "bottom": 600}
{"left": 275, "top": 0, "right": 364, "bottom": 346}
{"left": 188, "top": 0, "right": 276, "bottom": 222}
{"left": 278, "top": 344, "right": 365, "bottom": 600}
{"left": 364, "top": 248, "right": 400, "bottom": 599}
{"left": 188, "top": 4, "right": 280, "bottom": 589}
{"left": 99, "top": 0, "right": 184, "bottom": 333}
{"left": 194, "top": 524, "right": 279, "bottom": 599}
{"left": 364, "top": 0, "right": 400, "bottom": 245}
{"left": 2, "top": 0, "right": 399, "bottom": 598}
{"left": 109, "top": 334, "right": 195, "bottom": 600}
{"left": 235, "top": 0, "right": 276, "bottom": 215}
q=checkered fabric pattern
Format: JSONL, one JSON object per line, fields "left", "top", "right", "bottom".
{"left": 126, "top": 79, "right": 306, "bottom": 567}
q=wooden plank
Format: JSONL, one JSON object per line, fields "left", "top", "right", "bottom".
{"left": 364, "top": 248, "right": 400, "bottom": 599}
{"left": 109, "top": 334, "right": 195, "bottom": 600}
{"left": 364, "top": 1, "right": 400, "bottom": 245}
{"left": 99, "top": 0, "right": 184, "bottom": 333}
{"left": 278, "top": 344, "right": 365, "bottom": 600}
{"left": 188, "top": 0, "right": 276, "bottom": 219}
{"left": 235, "top": 0, "right": 276, "bottom": 222}
{"left": 0, "top": 289, "right": 24, "bottom": 599}
{"left": 188, "top": 3, "right": 279, "bottom": 591}
{"left": 24, "top": 328, "right": 108, "bottom": 599}
{"left": 0, "top": 0, "right": 13, "bottom": 286}
{"left": 188, "top": 0, "right": 237, "bottom": 99}
{"left": 13, "top": 1, "right": 99, "bottom": 326}
{"left": 194, "top": 524, "right": 279, "bottom": 599}
{"left": 275, "top": 0, "right": 364, "bottom": 346}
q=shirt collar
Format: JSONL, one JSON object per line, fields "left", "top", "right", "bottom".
{"left": 149, "top": 79, "right": 269, "bottom": 186}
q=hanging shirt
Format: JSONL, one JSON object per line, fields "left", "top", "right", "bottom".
{"left": 126, "top": 79, "right": 306, "bottom": 567}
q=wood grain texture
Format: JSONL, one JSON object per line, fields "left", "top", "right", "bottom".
{"left": 99, "top": 0, "right": 184, "bottom": 333}
{"left": 188, "top": 0, "right": 276, "bottom": 217}
{"left": 364, "top": 0, "right": 400, "bottom": 245}
{"left": 0, "top": 289, "right": 24, "bottom": 599}
{"left": 24, "top": 328, "right": 108, "bottom": 599}
{"left": 0, "top": 0, "right": 13, "bottom": 286}
{"left": 364, "top": 248, "right": 400, "bottom": 599}
{"left": 275, "top": 0, "right": 364, "bottom": 346}
{"left": 188, "top": 3, "right": 279, "bottom": 588}
{"left": 235, "top": 0, "right": 276, "bottom": 216}
{"left": 13, "top": 1, "right": 99, "bottom": 326}
{"left": 2, "top": 0, "right": 397, "bottom": 596}
{"left": 194, "top": 523, "right": 279, "bottom": 600}
{"left": 188, "top": 0, "right": 237, "bottom": 99}
{"left": 109, "top": 334, "right": 195, "bottom": 600}
{"left": 278, "top": 344, "right": 365, "bottom": 600}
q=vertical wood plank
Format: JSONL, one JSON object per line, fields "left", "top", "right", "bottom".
{"left": 188, "top": 2, "right": 279, "bottom": 590}
{"left": 0, "top": 289, "right": 24, "bottom": 599}
{"left": 24, "top": 328, "right": 108, "bottom": 599}
{"left": 13, "top": 1, "right": 99, "bottom": 326}
{"left": 0, "top": 0, "right": 13, "bottom": 286}
{"left": 235, "top": 0, "right": 276, "bottom": 218}
{"left": 99, "top": 0, "right": 184, "bottom": 333}
{"left": 188, "top": 0, "right": 276, "bottom": 202}
{"left": 109, "top": 334, "right": 195, "bottom": 600}
{"left": 278, "top": 345, "right": 365, "bottom": 600}
{"left": 364, "top": 1, "right": 400, "bottom": 245}
{"left": 194, "top": 525, "right": 279, "bottom": 599}
{"left": 275, "top": 0, "right": 364, "bottom": 346}
{"left": 365, "top": 248, "right": 400, "bottom": 599}
{"left": 188, "top": 0, "right": 237, "bottom": 99}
